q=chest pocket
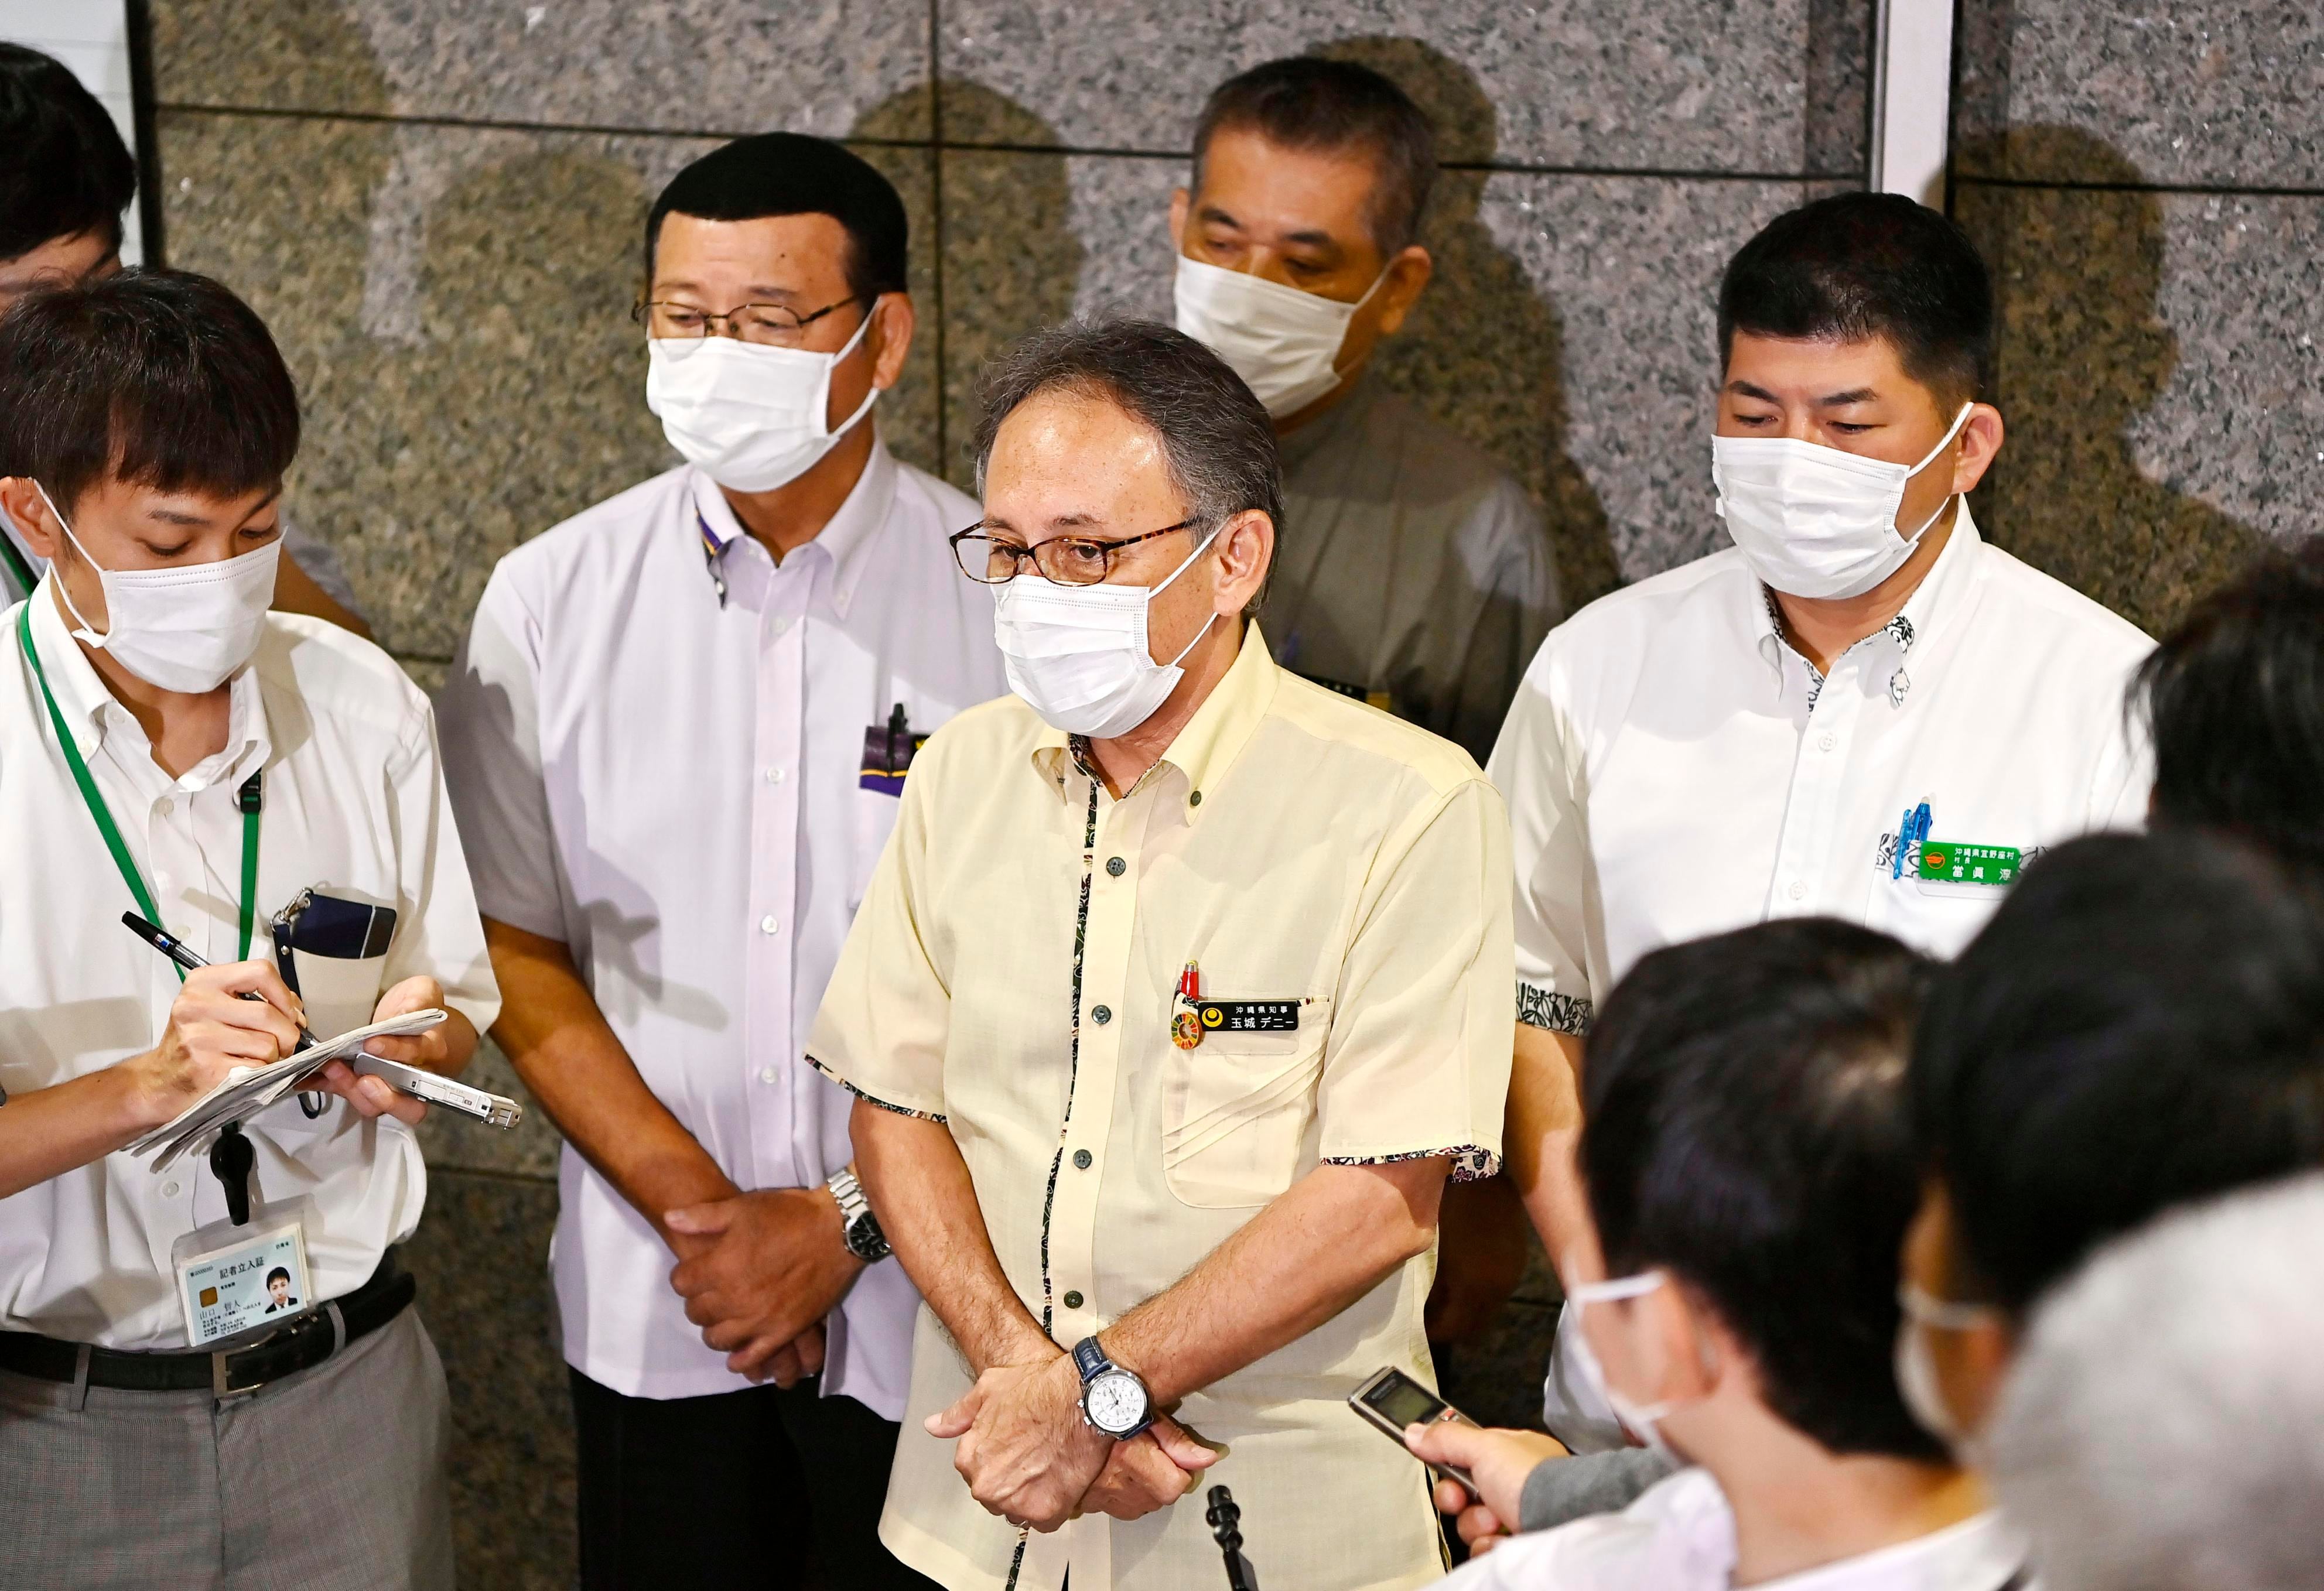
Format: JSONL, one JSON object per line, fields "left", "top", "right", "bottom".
{"left": 1160, "top": 995, "right": 1331, "bottom": 1209}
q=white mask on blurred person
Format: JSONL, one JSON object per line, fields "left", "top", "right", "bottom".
{"left": 1894, "top": 1283, "right": 2001, "bottom": 1456}
{"left": 992, "top": 527, "right": 1222, "bottom": 739}
{"left": 645, "top": 311, "right": 879, "bottom": 492}
{"left": 1711, "top": 403, "right": 1973, "bottom": 600}
{"left": 36, "top": 481, "right": 278, "bottom": 694}
{"left": 1173, "top": 255, "right": 1383, "bottom": 419}
{"left": 1566, "top": 1270, "right": 1695, "bottom": 1459}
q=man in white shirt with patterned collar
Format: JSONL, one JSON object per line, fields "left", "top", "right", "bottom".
{"left": 438, "top": 132, "right": 1002, "bottom": 1589}
{"left": 0, "top": 270, "right": 497, "bottom": 1589}
{"left": 1489, "top": 193, "right": 2152, "bottom": 1450}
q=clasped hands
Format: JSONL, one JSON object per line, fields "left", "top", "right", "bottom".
{"left": 927, "top": 1352, "right": 1217, "bottom": 1532}
{"left": 664, "top": 1184, "right": 866, "bottom": 1388}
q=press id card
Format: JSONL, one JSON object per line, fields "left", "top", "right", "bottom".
{"left": 171, "top": 1205, "right": 315, "bottom": 1347}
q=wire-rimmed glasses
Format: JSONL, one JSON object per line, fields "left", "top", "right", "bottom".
{"left": 949, "top": 518, "right": 1204, "bottom": 586}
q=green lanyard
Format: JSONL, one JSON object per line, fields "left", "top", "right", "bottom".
{"left": 0, "top": 531, "right": 35, "bottom": 605}
{"left": 16, "top": 603, "right": 261, "bottom": 970}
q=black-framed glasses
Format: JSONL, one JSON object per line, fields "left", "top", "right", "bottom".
{"left": 950, "top": 518, "right": 1204, "bottom": 586}
{"left": 632, "top": 294, "right": 864, "bottom": 356}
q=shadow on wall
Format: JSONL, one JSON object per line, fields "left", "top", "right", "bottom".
{"left": 1951, "top": 125, "right": 2264, "bottom": 637}
{"left": 155, "top": 0, "right": 676, "bottom": 665}
{"left": 1317, "top": 34, "right": 1619, "bottom": 612}
{"left": 852, "top": 81, "right": 1083, "bottom": 483}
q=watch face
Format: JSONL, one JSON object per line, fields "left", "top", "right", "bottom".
{"left": 1084, "top": 1370, "right": 1148, "bottom": 1435}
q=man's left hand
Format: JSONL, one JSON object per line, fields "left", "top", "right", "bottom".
{"left": 312, "top": 975, "right": 451, "bottom": 1125}
{"left": 666, "top": 1187, "right": 866, "bottom": 1381}
{"left": 927, "top": 1353, "right": 1110, "bottom": 1531}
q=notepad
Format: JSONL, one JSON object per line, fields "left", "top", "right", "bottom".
{"left": 127, "top": 1008, "right": 450, "bottom": 1170}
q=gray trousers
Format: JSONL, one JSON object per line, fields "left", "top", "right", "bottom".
{"left": 0, "top": 1306, "right": 453, "bottom": 1591}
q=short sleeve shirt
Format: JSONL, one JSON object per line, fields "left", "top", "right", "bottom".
{"left": 808, "top": 622, "right": 1513, "bottom": 1591}
{"left": 1489, "top": 507, "right": 2154, "bottom": 1037}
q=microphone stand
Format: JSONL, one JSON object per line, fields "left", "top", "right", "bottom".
{"left": 1207, "top": 1484, "right": 1260, "bottom": 1590}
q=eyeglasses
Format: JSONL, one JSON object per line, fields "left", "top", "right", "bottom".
{"left": 950, "top": 518, "right": 1203, "bottom": 586}
{"left": 632, "top": 294, "right": 864, "bottom": 357}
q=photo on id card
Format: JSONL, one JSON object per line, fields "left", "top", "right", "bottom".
{"left": 170, "top": 1196, "right": 317, "bottom": 1347}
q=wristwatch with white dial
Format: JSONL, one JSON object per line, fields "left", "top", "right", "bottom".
{"left": 1072, "top": 1336, "right": 1153, "bottom": 1439}
{"left": 826, "top": 1166, "right": 892, "bottom": 1262}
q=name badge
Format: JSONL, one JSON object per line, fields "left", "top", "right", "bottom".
{"left": 1916, "top": 840, "right": 2023, "bottom": 898}
{"left": 171, "top": 1208, "right": 315, "bottom": 1347}
{"left": 1197, "top": 1001, "right": 1301, "bottom": 1034}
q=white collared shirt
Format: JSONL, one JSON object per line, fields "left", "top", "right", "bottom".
{"left": 1431, "top": 1467, "right": 2027, "bottom": 1591}
{"left": 1490, "top": 505, "right": 2154, "bottom": 1036}
{"left": 0, "top": 583, "right": 500, "bottom": 1349}
{"left": 438, "top": 439, "right": 1007, "bottom": 1415}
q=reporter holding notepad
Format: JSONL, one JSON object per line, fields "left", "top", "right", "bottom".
{"left": 0, "top": 269, "right": 497, "bottom": 1591}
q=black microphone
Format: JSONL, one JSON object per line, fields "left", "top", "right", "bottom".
{"left": 1206, "top": 1484, "right": 1259, "bottom": 1591}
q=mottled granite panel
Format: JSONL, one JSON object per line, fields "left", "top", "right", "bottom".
{"left": 413, "top": 1037, "right": 566, "bottom": 1179}
{"left": 939, "top": 1, "right": 1840, "bottom": 175}
{"left": 945, "top": 150, "right": 1804, "bottom": 600}
{"left": 1955, "top": 179, "right": 2319, "bottom": 635}
{"left": 401, "top": 1169, "right": 573, "bottom": 1591}
{"left": 1804, "top": 0, "right": 1877, "bottom": 181}
{"left": 1953, "top": 0, "right": 2324, "bottom": 189}
{"left": 1404, "top": 172, "right": 1810, "bottom": 597}
{"left": 156, "top": 111, "right": 940, "bottom": 658}
{"left": 150, "top": 0, "right": 931, "bottom": 139}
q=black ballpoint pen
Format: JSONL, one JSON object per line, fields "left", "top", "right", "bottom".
{"left": 122, "top": 911, "right": 316, "bottom": 1051}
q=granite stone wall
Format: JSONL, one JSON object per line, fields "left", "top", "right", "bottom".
{"left": 1950, "top": 0, "right": 2323, "bottom": 635}
{"left": 134, "top": 2, "right": 2313, "bottom": 1585}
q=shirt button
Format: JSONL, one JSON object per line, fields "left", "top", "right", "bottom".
{"left": 1092, "top": 1005, "right": 1112, "bottom": 1025}
{"left": 760, "top": 1067, "right": 778, "bottom": 1084}
{"left": 1062, "top": 1291, "right": 1084, "bottom": 1309}
{"left": 162, "top": 1181, "right": 181, "bottom": 1198}
{"left": 1106, "top": 856, "right": 1125, "bottom": 877}
{"left": 1072, "top": 1149, "right": 1093, "bottom": 1170}
{"left": 1818, "top": 731, "right": 1836, "bottom": 752}
{"left": 1789, "top": 881, "right": 1807, "bottom": 901}
{"left": 1188, "top": 791, "right": 1203, "bottom": 808}
{"left": 155, "top": 797, "right": 173, "bottom": 816}
{"left": 760, "top": 915, "right": 780, "bottom": 935}
{"left": 764, "top": 766, "right": 785, "bottom": 785}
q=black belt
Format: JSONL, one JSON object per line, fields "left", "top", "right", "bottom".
{"left": 0, "top": 1251, "right": 413, "bottom": 1398}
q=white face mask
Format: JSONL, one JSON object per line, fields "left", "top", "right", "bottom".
{"left": 1711, "top": 403, "right": 1974, "bottom": 600}
{"left": 35, "top": 481, "right": 278, "bottom": 694}
{"left": 1893, "top": 1282, "right": 2001, "bottom": 1457}
{"left": 991, "top": 526, "right": 1222, "bottom": 739}
{"left": 1566, "top": 1270, "right": 1698, "bottom": 1457}
{"left": 644, "top": 310, "right": 879, "bottom": 492}
{"left": 1173, "top": 255, "right": 1384, "bottom": 419}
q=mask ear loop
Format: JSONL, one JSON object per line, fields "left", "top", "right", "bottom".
{"left": 818, "top": 303, "right": 883, "bottom": 443}
{"left": 1149, "top": 524, "right": 1228, "bottom": 669}
{"left": 30, "top": 481, "right": 111, "bottom": 646}
{"left": 1895, "top": 402, "right": 1977, "bottom": 545}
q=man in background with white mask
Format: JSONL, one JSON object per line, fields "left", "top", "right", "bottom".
{"left": 1172, "top": 56, "right": 1557, "bottom": 769}
{"left": 0, "top": 269, "right": 497, "bottom": 1589}
{"left": 1423, "top": 918, "right": 2021, "bottom": 1591}
{"left": 1173, "top": 52, "right": 1556, "bottom": 1352}
{"left": 438, "top": 132, "right": 997, "bottom": 1590}
{"left": 1487, "top": 193, "right": 2153, "bottom": 1456}
{"left": 809, "top": 319, "right": 1511, "bottom": 1590}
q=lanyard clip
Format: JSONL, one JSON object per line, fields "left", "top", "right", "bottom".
{"left": 237, "top": 769, "right": 264, "bottom": 816}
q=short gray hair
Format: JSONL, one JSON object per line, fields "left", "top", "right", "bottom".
{"left": 971, "top": 319, "right": 1285, "bottom": 560}
{"left": 1989, "top": 1172, "right": 2324, "bottom": 1591}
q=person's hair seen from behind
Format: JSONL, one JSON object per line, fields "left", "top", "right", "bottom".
{"left": 1987, "top": 1173, "right": 2324, "bottom": 1591}
{"left": 0, "top": 42, "right": 134, "bottom": 299}
{"left": 2135, "top": 537, "right": 2324, "bottom": 880}
{"left": 1899, "top": 830, "right": 2324, "bottom": 1452}
{"left": 1428, "top": 918, "right": 2025, "bottom": 1591}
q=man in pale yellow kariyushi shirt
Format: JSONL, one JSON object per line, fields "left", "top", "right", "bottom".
{"left": 805, "top": 320, "right": 1513, "bottom": 1591}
